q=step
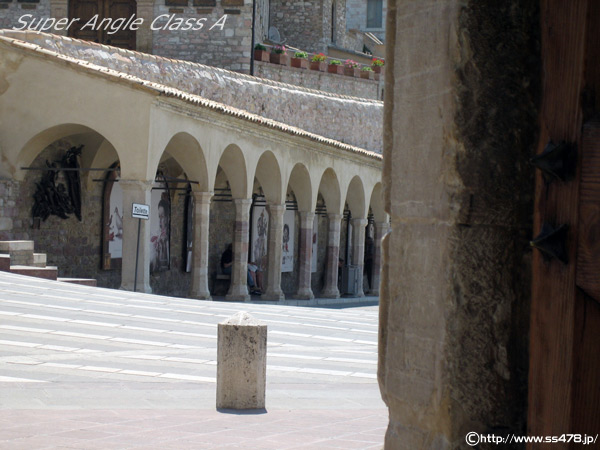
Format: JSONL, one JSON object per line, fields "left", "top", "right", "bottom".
{"left": 58, "top": 278, "right": 97, "bottom": 287}
{"left": 10, "top": 265, "right": 58, "bottom": 280}
{"left": 33, "top": 253, "right": 47, "bottom": 268}
{"left": 0, "top": 254, "right": 10, "bottom": 272}
{"left": 0, "top": 241, "right": 35, "bottom": 266}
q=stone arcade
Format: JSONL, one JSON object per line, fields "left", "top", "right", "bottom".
{"left": 0, "top": 30, "right": 387, "bottom": 301}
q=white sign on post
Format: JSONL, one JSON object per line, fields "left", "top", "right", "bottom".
{"left": 132, "top": 203, "right": 150, "bottom": 220}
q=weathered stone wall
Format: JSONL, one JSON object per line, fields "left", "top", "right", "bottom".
{"left": 269, "top": 0, "right": 325, "bottom": 53}
{"left": 379, "top": 1, "right": 538, "bottom": 448}
{"left": 255, "top": 61, "right": 382, "bottom": 100}
{"left": 0, "top": 179, "right": 20, "bottom": 238}
{"left": 151, "top": 2, "right": 252, "bottom": 72}
{"left": 4, "top": 31, "right": 383, "bottom": 152}
{"left": 0, "top": 0, "right": 50, "bottom": 30}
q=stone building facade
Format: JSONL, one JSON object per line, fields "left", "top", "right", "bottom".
{"left": 0, "top": 0, "right": 382, "bottom": 76}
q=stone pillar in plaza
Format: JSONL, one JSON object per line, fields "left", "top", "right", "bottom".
{"left": 322, "top": 213, "right": 341, "bottom": 298}
{"left": 262, "top": 203, "right": 285, "bottom": 301}
{"left": 294, "top": 211, "right": 315, "bottom": 300}
{"left": 351, "top": 218, "right": 368, "bottom": 297}
{"left": 119, "top": 180, "right": 153, "bottom": 293}
{"left": 226, "top": 199, "right": 252, "bottom": 302}
{"left": 369, "top": 221, "right": 389, "bottom": 296}
{"left": 190, "top": 191, "right": 213, "bottom": 300}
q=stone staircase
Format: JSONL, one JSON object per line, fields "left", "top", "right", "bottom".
{"left": 0, "top": 240, "right": 96, "bottom": 286}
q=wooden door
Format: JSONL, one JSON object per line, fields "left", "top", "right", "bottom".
{"left": 69, "top": 0, "right": 136, "bottom": 50}
{"left": 529, "top": 1, "right": 600, "bottom": 446}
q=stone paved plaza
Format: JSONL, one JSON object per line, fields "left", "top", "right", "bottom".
{"left": 0, "top": 271, "right": 386, "bottom": 449}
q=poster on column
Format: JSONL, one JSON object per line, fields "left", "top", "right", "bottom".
{"left": 102, "top": 164, "right": 123, "bottom": 269}
{"left": 149, "top": 177, "right": 170, "bottom": 273}
{"left": 251, "top": 205, "right": 268, "bottom": 271}
{"left": 281, "top": 209, "right": 295, "bottom": 272}
{"left": 311, "top": 214, "right": 318, "bottom": 272}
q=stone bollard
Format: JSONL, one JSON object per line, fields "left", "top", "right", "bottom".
{"left": 216, "top": 311, "right": 267, "bottom": 410}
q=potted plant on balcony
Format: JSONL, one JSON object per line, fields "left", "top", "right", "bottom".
{"left": 310, "top": 53, "right": 327, "bottom": 71}
{"left": 291, "top": 51, "right": 309, "bottom": 69}
{"left": 328, "top": 59, "right": 344, "bottom": 75}
{"left": 344, "top": 59, "right": 360, "bottom": 77}
{"left": 360, "top": 66, "right": 375, "bottom": 80}
{"left": 254, "top": 43, "right": 270, "bottom": 62}
{"left": 270, "top": 44, "right": 289, "bottom": 65}
{"left": 371, "top": 57, "right": 385, "bottom": 74}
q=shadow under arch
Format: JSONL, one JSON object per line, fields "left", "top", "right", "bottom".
{"left": 287, "top": 162, "right": 313, "bottom": 212}
{"left": 216, "top": 144, "right": 249, "bottom": 199}
{"left": 345, "top": 175, "right": 367, "bottom": 219}
{"left": 254, "top": 150, "right": 283, "bottom": 204}
{"left": 148, "top": 131, "right": 209, "bottom": 192}
{"left": 369, "top": 182, "right": 386, "bottom": 223}
{"left": 15, "top": 124, "right": 122, "bottom": 181}
{"left": 317, "top": 168, "right": 341, "bottom": 215}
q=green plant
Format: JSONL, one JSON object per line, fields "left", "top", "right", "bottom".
{"left": 273, "top": 44, "right": 287, "bottom": 54}
{"left": 294, "top": 51, "right": 308, "bottom": 59}
{"left": 254, "top": 43, "right": 267, "bottom": 51}
{"left": 372, "top": 58, "right": 385, "bottom": 67}
{"left": 329, "top": 59, "right": 342, "bottom": 65}
{"left": 361, "top": 66, "right": 374, "bottom": 71}
{"left": 344, "top": 59, "right": 359, "bottom": 68}
{"left": 311, "top": 53, "right": 326, "bottom": 62}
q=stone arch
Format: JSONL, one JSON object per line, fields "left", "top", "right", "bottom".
{"left": 344, "top": 175, "right": 367, "bottom": 219}
{"left": 15, "top": 124, "right": 122, "bottom": 181}
{"left": 253, "top": 150, "right": 283, "bottom": 204}
{"left": 150, "top": 132, "right": 210, "bottom": 192}
{"left": 287, "top": 163, "right": 313, "bottom": 212}
{"left": 215, "top": 144, "right": 249, "bottom": 199}
{"left": 317, "top": 168, "right": 342, "bottom": 215}
{"left": 369, "top": 182, "right": 386, "bottom": 222}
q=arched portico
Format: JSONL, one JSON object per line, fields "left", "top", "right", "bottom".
{"left": 288, "top": 163, "right": 315, "bottom": 299}
{"left": 253, "top": 151, "right": 285, "bottom": 301}
{"left": 318, "top": 168, "right": 343, "bottom": 298}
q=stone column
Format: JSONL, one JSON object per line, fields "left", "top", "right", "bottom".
{"left": 321, "top": 213, "right": 341, "bottom": 298}
{"left": 294, "top": 211, "right": 315, "bottom": 300}
{"left": 351, "top": 218, "right": 368, "bottom": 297}
{"left": 51, "top": 0, "right": 68, "bottom": 34}
{"left": 226, "top": 199, "right": 252, "bottom": 302}
{"left": 190, "top": 191, "right": 213, "bottom": 300}
{"left": 369, "top": 221, "right": 389, "bottom": 296}
{"left": 119, "top": 180, "right": 153, "bottom": 293}
{"left": 262, "top": 203, "right": 285, "bottom": 301}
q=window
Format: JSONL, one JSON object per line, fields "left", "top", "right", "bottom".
{"left": 366, "top": 0, "right": 382, "bottom": 29}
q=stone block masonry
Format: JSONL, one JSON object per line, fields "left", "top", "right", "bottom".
{"left": 4, "top": 31, "right": 383, "bottom": 152}
{"left": 152, "top": 2, "right": 252, "bottom": 72}
{"left": 255, "top": 61, "right": 383, "bottom": 100}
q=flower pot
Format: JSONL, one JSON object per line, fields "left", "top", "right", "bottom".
{"left": 310, "top": 61, "right": 327, "bottom": 71}
{"left": 360, "top": 71, "right": 375, "bottom": 80}
{"left": 344, "top": 67, "right": 360, "bottom": 77}
{"left": 328, "top": 64, "right": 344, "bottom": 75}
{"left": 270, "top": 53, "right": 289, "bottom": 65}
{"left": 291, "top": 57, "right": 309, "bottom": 69}
{"left": 254, "top": 49, "right": 270, "bottom": 62}
{"left": 372, "top": 65, "right": 384, "bottom": 74}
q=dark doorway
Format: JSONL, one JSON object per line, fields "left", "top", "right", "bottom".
{"left": 68, "top": 0, "right": 136, "bottom": 50}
